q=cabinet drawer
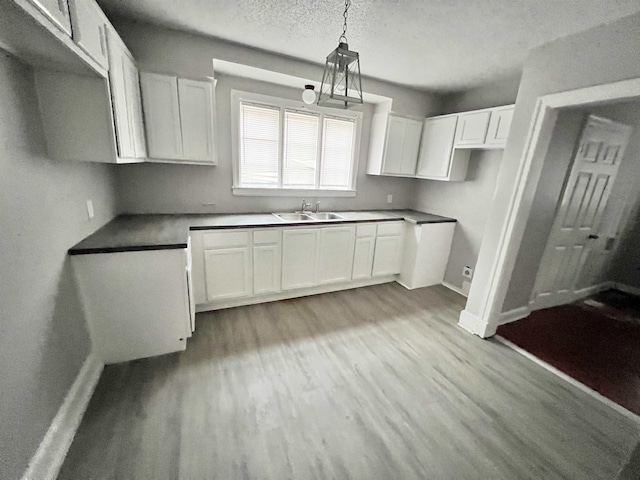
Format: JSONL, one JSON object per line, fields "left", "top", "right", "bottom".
{"left": 376, "top": 222, "right": 405, "bottom": 237}
{"left": 356, "top": 223, "right": 377, "bottom": 237}
{"left": 203, "top": 230, "right": 250, "bottom": 248}
{"left": 253, "top": 229, "right": 280, "bottom": 245}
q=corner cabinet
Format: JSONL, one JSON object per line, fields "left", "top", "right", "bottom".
{"left": 367, "top": 113, "right": 423, "bottom": 176}
{"left": 33, "top": 1, "right": 147, "bottom": 164}
{"left": 140, "top": 72, "right": 217, "bottom": 165}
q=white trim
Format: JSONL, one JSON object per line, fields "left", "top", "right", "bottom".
{"left": 529, "top": 282, "right": 613, "bottom": 312}
{"left": 461, "top": 76, "right": 640, "bottom": 339}
{"left": 21, "top": 353, "right": 103, "bottom": 480}
{"left": 232, "top": 187, "right": 357, "bottom": 197}
{"left": 613, "top": 282, "right": 640, "bottom": 297}
{"left": 458, "top": 310, "right": 482, "bottom": 335}
{"left": 495, "top": 336, "right": 640, "bottom": 424}
{"left": 197, "top": 275, "right": 397, "bottom": 312}
{"left": 441, "top": 281, "right": 468, "bottom": 297}
{"left": 498, "top": 306, "right": 531, "bottom": 325}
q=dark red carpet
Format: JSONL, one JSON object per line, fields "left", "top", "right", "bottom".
{"left": 497, "top": 303, "right": 640, "bottom": 416}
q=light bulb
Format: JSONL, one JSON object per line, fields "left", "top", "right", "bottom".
{"left": 302, "top": 85, "right": 316, "bottom": 105}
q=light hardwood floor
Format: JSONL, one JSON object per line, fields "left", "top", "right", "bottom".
{"left": 58, "top": 283, "right": 640, "bottom": 479}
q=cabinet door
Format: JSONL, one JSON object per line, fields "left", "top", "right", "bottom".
{"left": 282, "top": 229, "right": 318, "bottom": 290}
{"left": 381, "top": 115, "right": 406, "bottom": 175}
{"left": 352, "top": 236, "right": 375, "bottom": 280}
{"left": 485, "top": 107, "right": 514, "bottom": 146}
{"left": 69, "top": 0, "right": 108, "bottom": 69}
{"left": 29, "top": 0, "right": 72, "bottom": 36}
{"left": 140, "top": 72, "right": 183, "bottom": 160}
{"left": 317, "top": 226, "right": 356, "bottom": 284}
{"left": 204, "top": 246, "right": 252, "bottom": 301}
{"left": 253, "top": 244, "right": 281, "bottom": 294}
{"left": 124, "top": 61, "right": 147, "bottom": 158}
{"left": 372, "top": 235, "right": 404, "bottom": 276}
{"left": 178, "top": 78, "right": 215, "bottom": 163}
{"left": 399, "top": 118, "right": 422, "bottom": 175}
{"left": 416, "top": 116, "right": 457, "bottom": 179}
{"left": 454, "top": 111, "right": 490, "bottom": 146}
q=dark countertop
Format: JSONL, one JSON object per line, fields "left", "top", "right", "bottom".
{"left": 68, "top": 210, "right": 456, "bottom": 255}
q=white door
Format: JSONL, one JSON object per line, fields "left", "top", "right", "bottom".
{"left": 178, "top": 78, "right": 215, "bottom": 163}
{"left": 317, "top": 226, "right": 356, "bottom": 284}
{"left": 454, "top": 110, "right": 490, "bottom": 146}
{"left": 382, "top": 115, "right": 406, "bottom": 175}
{"left": 123, "top": 59, "right": 147, "bottom": 159}
{"left": 282, "top": 229, "right": 318, "bottom": 290}
{"left": 69, "top": 0, "right": 108, "bottom": 69}
{"left": 352, "top": 237, "right": 375, "bottom": 279}
{"left": 204, "top": 246, "right": 252, "bottom": 301}
{"left": 485, "top": 107, "right": 514, "bottom": 146}
{"left": 107, "top": 30, "right": 135, "bottom": 159}
{"left": 140, "top": 72, "right": 183, "bottom": 160}
{"left": 532, "top": 115, "right": 633, "bottom": 309}
{"left": 416, "top": 116, "right": 457, "bottom": 179}
{"left": 399, "top": 119, "right": 422, "bottom": 175}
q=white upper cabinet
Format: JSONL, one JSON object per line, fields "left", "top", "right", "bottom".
{"left": 367, "top": 113, "right": 423, "bottom": 176}
{"left": 29, "top": 0, "right": 72, "bottom": 36}
{"left": 485, "top": 105, "right": 515, "bottom": 146}
{"left": 454, "top": 110, "right": 491, "bottom": 146}
{"left": 68, "top": 0, "right": 108, "bottom": 70}
{"left": 416, "top": 115, "right": 469, "bottom": 181}
{"left": 140, "top": 72, "right": 217, "bottom": 164}
{"left": 107, "top": 27, "right": 146, "bottom": 160}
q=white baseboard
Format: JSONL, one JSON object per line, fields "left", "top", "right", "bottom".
{"left": 498, "top": 306, "right": 531, "bottom": 325}
{"left": 495, "top": 335, "right": 640, "bottom": 425}
{"left": 442, "top": 281, "right": 468, "bottom": 298}
{"left": 458, "top": 309, "right": 480, "bottom": 335}
{"left": 21, "top": 353, "right": 104, "bottom": 480}
{"left": 613, "top": 282, "right": 640, "bottom": 297}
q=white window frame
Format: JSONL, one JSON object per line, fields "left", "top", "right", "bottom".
{"left": 231, "top": 90, "right": 362, "bottom": 197}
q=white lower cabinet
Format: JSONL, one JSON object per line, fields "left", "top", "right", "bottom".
{"left": 352, "top": 223, "right": 376, "bottom": 280}
{"left": 282, "top": 228, "right": 319, "bottom": 290}
{"left": 253, "top": 229, "right": 281, "bottom": 295}
{"left": 203, "top": 230, "right": 252, "bottom": 301}
{"left": 317, "top": 226, "right": 356, "bottom": 284}
{"left": 72, "top": 248, "right": 192, "bottom": 364}
{"left": 372, "top": 222, "right": 405, "bottom": 276}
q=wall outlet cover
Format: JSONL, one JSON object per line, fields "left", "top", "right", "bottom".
{"left": 462, "top": 266, "right": 473, "bottom": 279}
{"left": 387, "top": 194, "right": 393, "bottom": 204}
{"left": 86, "top": 199, "right": 94, "bottom": 220}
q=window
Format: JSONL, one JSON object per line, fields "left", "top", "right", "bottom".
{"left": 233, "top": 91, "right": 360, "bottom": 196}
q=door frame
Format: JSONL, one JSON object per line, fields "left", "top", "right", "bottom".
{"left": 459, "top": 77, "right": 640, "bottom": 338}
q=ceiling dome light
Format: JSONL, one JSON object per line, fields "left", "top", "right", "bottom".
{"left": 302, "top": 84, "right": 316, "bottom": 105}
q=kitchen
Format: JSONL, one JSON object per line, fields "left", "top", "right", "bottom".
{"left": 3, "top": 1, "right": 640, "bottom": 479}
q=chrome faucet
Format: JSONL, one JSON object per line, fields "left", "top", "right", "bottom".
{"left": 301, "top": 199, "right": 312, "bottom": 213}
{"left": 315, "top": 201, "right": 321, "bottom": 213}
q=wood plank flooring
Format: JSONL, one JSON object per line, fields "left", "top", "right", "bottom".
{"left": 57, "top": 284, "right": 640, "bottom": 479}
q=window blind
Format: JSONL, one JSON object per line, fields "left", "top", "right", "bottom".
{"left": 320, "top": 117, "right": 355, "bottom": 189}
{"left": 239, "top": 102, "right": 279, "bottom": 187}
{"left": 283, "top": 110, "right": 319, "bottom": 188}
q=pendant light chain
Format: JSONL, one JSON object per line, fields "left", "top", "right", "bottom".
{"left": 339, "top": 0, "right": 350, "bottom": 44}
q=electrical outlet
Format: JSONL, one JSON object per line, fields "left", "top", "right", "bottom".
{"left": 86, "top": 199, "right": 94, "bottom": 220}
{"left": 387, "top": 194, "right": 393, "bottom": 204}
{"left": 462, "top": 266, "right": 473, "bottom": 279}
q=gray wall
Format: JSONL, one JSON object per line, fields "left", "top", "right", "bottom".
{"left": 112, "top": 20, "right": 441, "bottom": 214}
{"left": 441, "top": 73, "right": 521, "bottom": 114}
{"left": 413, "top": 150, "right": 503, "bottom": 291}
{"left": 0, "top": 52, "right": 117, "bottom": 480}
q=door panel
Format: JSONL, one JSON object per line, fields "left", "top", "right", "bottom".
{"left": 532, "top": 115, "right": 632, "bottom": 308}
{"left": 204, "top": 247, "right": 251, "bottom": 301}
{"left": 317, "top": 226, "right": 356, "bottom": 284}
{"left": 282, "top": 229, "right": 318, "bottom": 290}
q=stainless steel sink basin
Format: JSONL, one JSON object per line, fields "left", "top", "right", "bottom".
{"left": 307, "top": 212, "right": 344, "bottom": 220}
{"left": 273, "top": 212, "right": 313, "bottom": 222}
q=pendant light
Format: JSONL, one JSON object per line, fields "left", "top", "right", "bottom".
{"left": 317, "top": 0, "right": 363, "bottom": 109}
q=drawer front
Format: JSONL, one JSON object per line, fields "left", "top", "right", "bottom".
{"left": 203, "top": 230, "right": 250, "bottom": 249}
{"left": 376, "top": 221, "right": 405, "bottom": 237}
{"left": 253, "top": 229, "right": 280, "bottom": 245}
{"left": 356, "top": 223, "right": 377, "bottom": 238}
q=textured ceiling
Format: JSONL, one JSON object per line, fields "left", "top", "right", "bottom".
{"left": 97, "top": 0, "right": 640, "bottom": 92}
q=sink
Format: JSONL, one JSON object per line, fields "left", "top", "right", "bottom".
{"left": 307, "top": 212, "right": 344, "bottom": 220}
{"left": 273, "top": 212, "right": 313, "bottom": 222}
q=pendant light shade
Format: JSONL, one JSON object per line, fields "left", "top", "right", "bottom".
{"left": 317, "top": 0, "right": 363, "bottom": 109}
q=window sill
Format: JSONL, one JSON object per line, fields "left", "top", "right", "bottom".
{"left": 232, "top": 187, "right": 357, "bottom": 197}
